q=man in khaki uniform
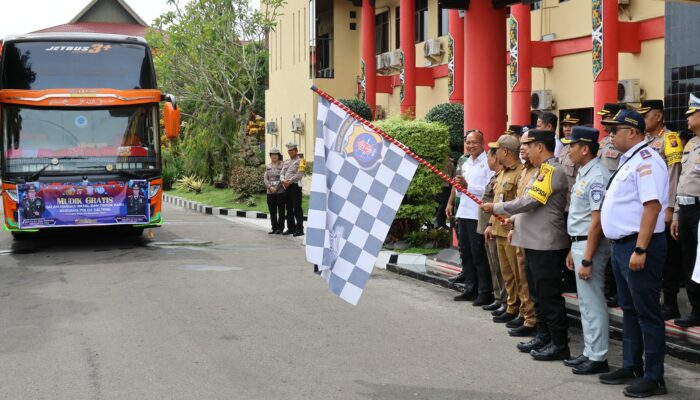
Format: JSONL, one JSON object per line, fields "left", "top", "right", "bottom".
{"left": 670, "top": 93, "right": 700, "bottom": 328}
{"left": 637, "top": 100, "right": 683, "bottom": 319}
{"left": 484, "top": 134, "right": 536, "bottom": 337}
{"left": 596, "top": 103, "right": 626, "bottom": 173}
{"left": 484, "top": 130, "right": 571, "bottom": 361}
{"left": 281, "top": 142, "right": 305, "bottom": 236}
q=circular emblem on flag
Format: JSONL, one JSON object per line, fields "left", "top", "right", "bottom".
{"left": 344, "top": 124, "right": 383, "bottom": 169}
{"left": 75, "top": 115, "right": 88, "bottom": 128}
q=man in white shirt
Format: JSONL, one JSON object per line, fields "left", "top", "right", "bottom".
{"left": 446, "top": 130, "right": 495, "bottom": 304}
{"left": 599, "top": 109, "right": 668, "bottom": 398}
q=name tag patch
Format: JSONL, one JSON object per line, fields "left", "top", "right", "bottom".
{"left": 604, "top": 150, "right": 620, "bottom": 159}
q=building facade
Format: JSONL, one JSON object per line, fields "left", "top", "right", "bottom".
{"left": 265, "top": 0, "right": 698, "bottom": 163}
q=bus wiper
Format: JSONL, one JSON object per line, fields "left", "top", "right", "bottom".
{"left": 76, "top": 165, "right": 144, "bottom": 179}
{"left": 29, "top": 157, "right": 88, "bottom": 181}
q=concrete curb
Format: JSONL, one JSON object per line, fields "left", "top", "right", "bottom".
{"left": 163, "top": 193, "right": 307, "bottom": 221}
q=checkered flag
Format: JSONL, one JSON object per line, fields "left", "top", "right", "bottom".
{"left": 306, "top": 96, "right": 418, "bottom": 305}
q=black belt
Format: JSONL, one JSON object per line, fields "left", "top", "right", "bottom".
{"left": 570, "top": 236, "right": 588, "bottom": 242}
{"left": 609, "top": 233, "right": 638, "bottom": 245}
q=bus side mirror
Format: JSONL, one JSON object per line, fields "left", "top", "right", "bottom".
{"left": 163, "top": 97, "right": 180, "bottom": 141}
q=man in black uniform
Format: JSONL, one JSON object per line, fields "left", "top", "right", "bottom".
{"left": 127, "top": 183, "right": 147, "bottom": 216}
{"left": 22, "top": 185, "right": 45, "bottom": 219}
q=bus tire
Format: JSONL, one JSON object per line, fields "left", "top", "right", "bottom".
{"left": 129, "top": 228, "right": 145, "bottom": 237}
{"left": 11, "top": 231, "right": 30, "bottom": 241}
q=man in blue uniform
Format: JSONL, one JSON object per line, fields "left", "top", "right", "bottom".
{"left": 599, "top": 110, "right": 668, "bottom": 398}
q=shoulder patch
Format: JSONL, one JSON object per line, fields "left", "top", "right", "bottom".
{"left": 527, "top": 164, "right": 555, "bottom": 205}
{"left": 589, "top": 182, "right": 605, "bottom": 203}
{"left": 640, "top": 149, "right": 652, "bottom": 159}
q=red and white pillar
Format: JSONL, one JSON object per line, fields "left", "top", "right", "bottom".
{"left": 400, "top": 0, "right": 416, "bottom": 117}
{"left": 361, "top": 0, "right": 376, "bottom": 118}
{"left": 464, "top": 0, "right": 507, "bottom": 143}
{"left": 448, "top": 10, "right": 464, "bottom": 104}
{"left": 510, "top": 4, "right": 531, "bottom": 126}
{"left": 592, "top": 0, "right": 619, "bottom": 132}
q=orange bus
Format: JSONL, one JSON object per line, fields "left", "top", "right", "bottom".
{"left": 0, "top": 33, "right": 179, "bottom": 239}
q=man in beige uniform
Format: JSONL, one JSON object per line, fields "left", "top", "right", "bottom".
{"left": 670, "top": 93, "right": 700, "bottom": 328}
{"left": 484, "top": 134, "right": 536, "bottom": 337}
{"left": 637, "top": 100, "right": 683, "bottom": 319}
{"left": 597, "top": 103, "right": 626, "bottom": 174}
{"left": 486, "top": 130, "right": 571, "bottom": 360}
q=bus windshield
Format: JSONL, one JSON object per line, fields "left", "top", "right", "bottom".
{"left": 3, "top": 105, "right": 159, "bottom": 176}
{"left": 1, "top": 41, "right": 155, "bottom": 90}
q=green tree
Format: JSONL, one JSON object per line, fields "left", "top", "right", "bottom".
{"left": 425, "top": 102, "right": 464, "bottom": 161}
{"left": 149, "top": 0, "right": 284, "bottom": 180}
{"left": 339, "top": 98, "right": 373, "bottom": 122}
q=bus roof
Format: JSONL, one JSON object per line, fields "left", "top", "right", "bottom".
{"left": 3, "top": 32, "right": 148, "bottom": 46}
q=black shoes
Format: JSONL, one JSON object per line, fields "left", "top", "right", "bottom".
{"left": 563, "top": 354, "right": 588, "bottom": 367}
{"left": 623, "top": 378, "right": 666, "bottom": 398}
{"left": 482, "top": 301, "right": 501, "bottom": 311}
{"left": 274, "top": 229, "right": 283, "bottom": 234}
{"left": 572, "top": 360, "right": 609, "bottom": 375}
{"left": 517, "top": 334, "right": 550, "bottom": 353}
{"left": 606, "top": 294, "right": 619, "bottom": 308}
{"left": 293, "top": 231, "right": 304, "bottom": 237}
{"left": 530, "top": 342, "right": 570, "bottom": 361}
{"left": 447, "top": 273, "right": 467, "bottom": 284}
{"left": 508, "top": 325, "right": 535, "bottom": 337}
{"left": 493, "top": 312, "right": 517, "bottom": 323}
{"left": 453, "top": 292, "right": 477, "bottom": 301}
{"left": 505, "top": 316, "right": 524, "bottom": 328}
{"left": 662, "top": 304, "right": 681, "bottom": 321}
{"left": 268, "top": 230, "right": 276, "bottom": 234}
{"left": 282, "top": 230, "right": 294, "bottom": 235}
{"left": 599, "top": 367, "right": 644, "bottom": 385}
{"left": 491, "top": 304, "right": 507, "bottom": 316}
{"left": 472, "top": 295, "right": 495, "bottom": 307}
{"left": 674, "top": 314, "right": 700, "bottom": 328}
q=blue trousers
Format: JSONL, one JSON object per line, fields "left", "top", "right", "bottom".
{"left": 611, "top": 233, "right": 666, "bottom": 381}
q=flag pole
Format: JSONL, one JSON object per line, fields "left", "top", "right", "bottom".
{"left": 311, "top": 86, "right": 507, "bottom": 225}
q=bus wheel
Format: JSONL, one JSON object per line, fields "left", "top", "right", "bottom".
{"left": 129, "top": 228, "right": 145, "bottom": 237}
{"left": 11, "top": 232, "right": 30, "bottom": 241}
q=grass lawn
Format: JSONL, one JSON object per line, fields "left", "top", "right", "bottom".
{"left": 387, "top": 247, "right": 442, "bottom": 255}
{"left": 166, "top": 185, "right": 309, "bottom": 214}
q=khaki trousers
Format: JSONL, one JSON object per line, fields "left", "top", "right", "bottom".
{"left": 485, "top": 237, "right": 507, "bottom": 304}
{"left": 515, "top": 246, "right": 536, "bottom": 327}
{"left": 495, "top": 238, "right": 535, "bottom": 327}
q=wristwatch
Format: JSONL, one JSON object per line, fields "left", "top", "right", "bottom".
{"left": 633, "top": 247, "right": 647, "bottom": 255}
{"left": 581, "top": 259, "right": 592, "bottom": 267}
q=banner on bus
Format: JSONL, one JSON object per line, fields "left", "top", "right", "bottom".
{"left": 17, "top": 180, "right": 150, "bottom": 229}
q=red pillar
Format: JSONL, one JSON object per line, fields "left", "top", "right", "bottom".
{"left": 510, "top": 4, "right": 531, "bottom": 126}
{"left": 400, "top": 0, "right": 416, "bottom": 117}
{"left": 361, "top": 0, "right": 376, "bottom": 118}
{"left": 464, "top": 0, "right": 507, "bottom": 144}
{"left": 448, "top": 10, "right": 464, "bottom": 104}
{"left": 592, "top": 0, "right": 619, "bottom": 132}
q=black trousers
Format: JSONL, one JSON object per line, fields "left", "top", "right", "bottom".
{"left": 662, "top": 226, "right": 683, "bottom": 303}
{"left": 678, "top": 204, "right": 700, "bottom": 316}
{"left": 434, "top": 186, "right": 451, "bottom": 228}
{"left": 524, "top": 248, "right": 569, "bottom": 345}
{"left": 457, "top": 218, "right": 493, "bottom": 296}
{"left": 285, "top": 183, "right": 304, "bottom": 233}
{"left": 266, "top": 193, "right": 286, "bottom": 231}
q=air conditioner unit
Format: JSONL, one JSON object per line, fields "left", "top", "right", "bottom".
{"left": 618, "top": 0, "right": 630, "bottom": 5}
{"left": 291, "top": 117, "right": 304, "bottom": 133}
{"left": 376, "top": 53, "right": 391, "bottom": 73}
{"left": 389, "top": 50, "right": 403, "bottom": 70}
{"left": 423, "top": 38, "right": 443, "bottom": 59}
{"left": 266, "top": 121, "right": 277, "bottom": 133}
{"left": 618, "top": 79, "right": 642, "bottom": 103}
{"left": 531, "top": 90, "right": 554, "bottom": 111}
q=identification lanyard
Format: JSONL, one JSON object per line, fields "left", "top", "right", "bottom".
{"left": 605, "top": 143, "right": 648, "bottom": 191}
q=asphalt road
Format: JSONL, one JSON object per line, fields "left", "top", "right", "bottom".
{"left": 0, "top": 203, "right": 698, "bottom": 400}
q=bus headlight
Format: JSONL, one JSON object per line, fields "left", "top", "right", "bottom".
{"left": 6, "top": 189, "right": 18, "bottom": 203}
{"left": 149, "top": 184, "right": 161, "bottom": 199}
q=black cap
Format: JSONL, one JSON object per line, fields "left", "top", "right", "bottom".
{"left": 601, "top": 109, "right": 646, "bottom": 133}
{"left": 637, "top": 100, "right": 664, "bottom": 115}
{"left": 522, "top": 129, "right": 556, "bottom": 143}
{"left": 597, "top": 103, "right": 626, "bottom": 117}
{"left": 561, "top": 126, "right": 600, "bottom": 145}
{"left": 562, "top": 113, "right": 581, "bottom": 125}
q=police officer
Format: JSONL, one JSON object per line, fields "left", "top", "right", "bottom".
{"left": 127, "top": 183, "right": 146, "bottom": 216}
{"left": 559, "top": 113, "right": 582, "bottom": 206}
{"left": 483, "top": 134, "right": 536, "bottom": 337}
{"left": 670, "top": 93, "right": 700, "bottom": 328}
{"left": 637, "top": 100, "right": 683, "bottom": 320}
{"left": 484, "top": 130, "right": 570, "bottom": 360}
{"left": 281, "top": 142, "right": 305, "bottom": 236}
{"left": 597, "top": 103, "right": 627, "bottom": 173}
{"left": 537, "top": 112, "right": 560, "bottom": 157}
{"left": 264, "top": 146, "right": 286, "bottom": 234}
{"left": 561, "top": 127, "right": 611, "bottom": 375}
{"left": 22, "top": 184, "right": 45, "bottom": 219}
{"left": 599, "top": 109, "right": 668, "bottom": 397}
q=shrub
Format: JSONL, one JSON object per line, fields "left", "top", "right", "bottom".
{"left": 373, "top": 117, "right": 449, "bottom": 240}
{"left": 339, "top": 98, "right": 373, "bottom": 122}
{"left": 425, "top": 102, "right": 464, "bottom": 160}
{"left": 174, "top": 175, "right": 205, "bottom": 193}
{"left": 229, "top": 165, "right": 266, "bottom": 200}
